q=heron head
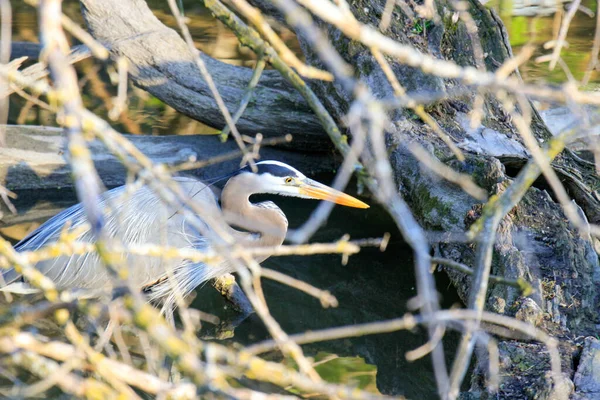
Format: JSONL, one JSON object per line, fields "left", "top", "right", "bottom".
{"left": 236, "top": 161, "right": 369, "bottom": 209}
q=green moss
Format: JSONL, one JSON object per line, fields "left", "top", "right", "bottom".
{"left": 332, "top": 34, "right": 349, "bottom": 56}
{"left": 347, "top": 40, "right": 363, "bottom": 58}
{"left": 440, "top": 13, "right": 459, "bottom": 61}
{"left": 412, "top": 19, "right": 434, "bottom": 35}
{"left": 358, "top": 59, "right": 375, "bottom": 76}
{"left": 413, "top": 183, "right": 459, "bottom": 229}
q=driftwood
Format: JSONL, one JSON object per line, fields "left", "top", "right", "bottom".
{"left": 78, "top": 0, "right": 327, "bottom": 149}
{"left": 0, "top": 125, "right": 338, "bottom": 225}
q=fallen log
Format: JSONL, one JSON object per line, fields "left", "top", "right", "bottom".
{"left": 79, "top": 0, "right": 327, "bottom": 148}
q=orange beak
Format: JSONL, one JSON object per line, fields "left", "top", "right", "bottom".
{"left": 299, "top": 179, "right": 370, "bottom": 209}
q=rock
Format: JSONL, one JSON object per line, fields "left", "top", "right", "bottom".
{"left": 467, "top": 341, "right": 575, "bottom": 400}
{"left": 456, "top": 112, "right": 529, "bottom": 158}
{"left": 536, "top": 371, "right": 575, "bottom": 400}
{"left": 515, "top": 297, "right": 544, "bottom": 326}
{"left": 573, "top": 337, "right": 600, "bottom": 397}
{"left": 572, "top": 393, "right": 598, "bottom": 400}
{"left": 538, "top": 106, "right": 598, "bottom": 152}
{"left": 489, "top": 296, "right": 506, "bottom": 314}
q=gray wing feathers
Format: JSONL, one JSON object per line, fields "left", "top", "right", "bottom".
{"left": 2, "top": 177, "right": 223, "bottom": 299}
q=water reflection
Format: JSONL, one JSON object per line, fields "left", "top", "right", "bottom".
{"left": 487, "top": 0, "right": 598, "bottom": 84}
{"left": 502, "top": 0, "right": 573, "bottom": 17}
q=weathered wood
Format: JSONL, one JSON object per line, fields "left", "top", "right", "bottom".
{"left": 0, "top": 124, "right": 337, "bottom": 190}
{"left": 78, "top": 0, "right": 328, "bottom": 149}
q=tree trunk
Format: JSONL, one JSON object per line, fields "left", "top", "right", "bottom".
{"left": 78, "top": 0, "right": 329, "bottom": 149}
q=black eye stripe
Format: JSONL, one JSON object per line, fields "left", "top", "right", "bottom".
{"left": 237, "top": 163, "right": 300, "bottom": 178}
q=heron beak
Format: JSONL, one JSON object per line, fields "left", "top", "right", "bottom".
{"left": 299, "top": 180, "right": 370, "bottom": 209}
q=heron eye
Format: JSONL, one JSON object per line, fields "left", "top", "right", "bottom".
{"left": 285, "top": 177, "right": 293, "bottom": 184}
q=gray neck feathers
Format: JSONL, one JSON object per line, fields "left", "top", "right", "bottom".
{"left": 221, "top": 175, "right": 288, "bottom": 250}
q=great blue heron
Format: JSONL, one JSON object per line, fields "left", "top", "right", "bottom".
{"left": 1, "top": 161, "right": 368, "bottom": 312}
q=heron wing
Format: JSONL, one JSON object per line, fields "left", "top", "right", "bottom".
{"left": 2, "top": 176, "right": 220, "bottom": 294}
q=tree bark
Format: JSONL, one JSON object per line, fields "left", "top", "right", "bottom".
{"left": 0, "top": 125, "right": 336, "bottom": 191}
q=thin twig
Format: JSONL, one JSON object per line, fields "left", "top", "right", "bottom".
{"left": 0, "top": 0, "right": 11, "bottom": 146}
{"left": 261, "top": 267, "right": 338, "bottom": 307}
{"left": 431, "top": 257, "right": 532, "bottom": 294}
{"left": 548, "top": 0, "right": 581, "bottom": 71}
{"left": 582, "top": 0, "right": 600, "bottom": 85}
{"left": 228, "top": 0, "right": 333, "bottom": 81}
{"left": 220, "top": 56, "right": 266, "bottom": 141}
{"left": 166, "top": 0, "right": 256, "bottom": 169}
{"left": 408, "top": 142, "right": 488, "bottom": 201}
{"left": 371, "top": 47, "right": 465, "bottom": 161}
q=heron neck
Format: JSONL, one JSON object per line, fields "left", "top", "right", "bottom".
{"left": 221, "top": 178, "right": 287, "bottom": 251}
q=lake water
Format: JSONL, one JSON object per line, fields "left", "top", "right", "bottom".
{"left": 3, "top": 0, "right": 597, "bottom": 398}
{"left": 489, "top": 0, "right": 598, "bottom": 85}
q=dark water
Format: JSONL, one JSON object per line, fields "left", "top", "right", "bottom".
{"left": 1, "top": 177, "right": 463, "bottom": 398}
{"left": 190, "top": 189, "right": 463, "bottom": 398}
